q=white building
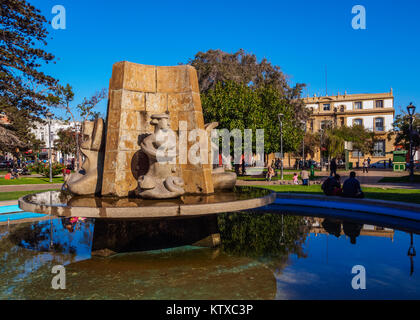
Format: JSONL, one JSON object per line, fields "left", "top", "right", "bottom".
{"left": 31, "top": 120, "right": 81, "bottom": 162}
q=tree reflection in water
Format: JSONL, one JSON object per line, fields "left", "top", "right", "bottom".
{"left": 218, "top": 211, "right": 310, "bottom": 262}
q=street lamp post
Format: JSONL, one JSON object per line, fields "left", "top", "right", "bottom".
{"left": 278, "top": 113, "right": 284, "bottom": 180}
{"left": 46, "top": 112, "right": 53, "bottom": 183}
{"left": 407, "top": 103, "right": 416, "bottom": 182}
{"left": 301, "top": 121, "right": 307, "bottom": 168}
{"left": 320, "top": 128, "right": 324, "bottom": 170}
{"left": 75, "top": 122, "right": 81, "bottom": 171}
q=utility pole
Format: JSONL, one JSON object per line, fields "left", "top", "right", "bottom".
{"left": 301, "top": 121, "right": 307, "bottom": 168}
{"left": 46, "top": 112, "right": 53, "bottom": 183}
{"left": 278, "top": 114, "right": 284, "bottom": 180}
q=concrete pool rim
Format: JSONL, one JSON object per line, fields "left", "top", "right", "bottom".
{"left": 273, "top": 193, "right": 420, "bottom": 222}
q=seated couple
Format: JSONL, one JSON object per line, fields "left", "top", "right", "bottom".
{"left": 321, "top": 171, "right": 364, "bottom": 198}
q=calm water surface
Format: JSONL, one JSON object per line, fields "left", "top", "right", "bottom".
{"left": 0, "top": 206, "right": 418, "bottom": 299}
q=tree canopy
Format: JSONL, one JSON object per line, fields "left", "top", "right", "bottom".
{"left": 189, "top": 49, "right": 309, "bottom": 155}
{"left": 322, "top": 124, "right": 376, "bottom": 159}
{"left": 0, "top": 0, "right": 58, "bottom": 149}
{"left": 389, "top": 113, "right": 420, "bottom": 154}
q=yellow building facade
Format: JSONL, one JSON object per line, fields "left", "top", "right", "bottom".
{"left": 273, "top": 90, "right": 396, "bottom": 168}
{"left": 304, "top": 90, "right": 395, "bottom": 166}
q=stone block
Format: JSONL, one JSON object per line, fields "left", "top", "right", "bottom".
{"left": 103, "top": 151, "right": 117, "bottom": 171}
{"left": 145, "top": 92, "right": 168, "bottom": 114}
{"left": 157, "top": 65, "right": 199, "bottom": 93}
{"left": 178, "top": 110, "right": 205, "bottom": 130}
{"left": 120, "top": 110, "right": 142, "bottom": 132}
{"left": 119, "top": 131, "right": 141, "bottom": 151}
{"left": 115, "top": 170, "right": 138, "bottom": 197}
{"left": 122, "top": 90, "right": 145, "bottom": 111}
{"left": 109, "top": 61, "right": 156, "bottom": 92}
{"left": 182, "top": 168, "right": 214, "bottom": 194}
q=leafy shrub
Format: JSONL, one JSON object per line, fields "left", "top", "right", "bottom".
{"left": 37, "top": 163, "right": 65, "bottom": 178}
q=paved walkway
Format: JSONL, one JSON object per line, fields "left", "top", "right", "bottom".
{"left": 0, "top": 200, "right": 18, "bottom": 206}
{"left": 0, "top": 183, "right": 62, "bottom": 192}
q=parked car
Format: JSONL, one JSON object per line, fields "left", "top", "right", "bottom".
{"left": 0, "top": 160, "right": 12, "bottom": 169}
{"left": 369, "top": 160, "right": 389, "bottom": 169}
{"left": 307, "top": 160, "right": 320, "bottom": 169}
{"left": 406, "top": 161, "right": 420, "bottom": 170}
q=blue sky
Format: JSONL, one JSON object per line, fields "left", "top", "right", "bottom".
{"left": 33, "top": 0, "right": 420, "bottom": 119}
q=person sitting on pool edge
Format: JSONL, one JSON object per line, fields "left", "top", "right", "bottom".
{"left": 342, "top": 171, "right": 364, "bottom": 198}
{"left": 321, "top": 174, "right": 342, "bottom": 196}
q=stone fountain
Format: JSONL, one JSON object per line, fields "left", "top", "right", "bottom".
{"left": 19, "top": 61, "right": 275, "bottom": 254}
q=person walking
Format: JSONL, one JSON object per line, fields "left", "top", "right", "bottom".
{"left": 362, "top": 159, "right": 369, "bottom": 173}
{"left": 300, "top": 168, "right": 310, "bottom": 186}
{"left": 293, "top": 172, "right": 299, "bottom": 184}
{"left": 330, "top": 158, "right": 337, "bottom": 176}
{"left": 266, "top": 165, "right": 275, "bottom": 181}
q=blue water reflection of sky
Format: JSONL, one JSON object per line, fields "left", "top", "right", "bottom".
{"left": 275, "top": 230, "right": 419, "bottom": 299}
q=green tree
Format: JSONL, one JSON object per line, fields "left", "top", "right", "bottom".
{"left": 389, "top": 113, "right": 420, "bottom": 154}
{"left": 54, "top": 128, "right": 79, "bottom": 160}
{"left": 0, "top": 0, "right": 58, "bottom": 150}
{"left": 188, "top": 49, "right": 309, "bottom": 160}
{"left": 201, "top": 81, "right": 307, "bottom": 157}
{"left": 323, "top": 125, "right": 375, "bottom": 160}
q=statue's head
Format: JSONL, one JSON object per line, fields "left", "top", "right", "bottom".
{"left": 150, "top": 113, "right": 170, "bottom": 131}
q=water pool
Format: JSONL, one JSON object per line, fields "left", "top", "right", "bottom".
{"left": 0, "top": 206, "right": 418, "bottom": 300}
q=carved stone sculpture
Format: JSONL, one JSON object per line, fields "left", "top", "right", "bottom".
{"left": 138, "top": 114, "right": 185, "bottom": 199}
{"left": 65, "top": 118, "right": 104, "bottom": 195}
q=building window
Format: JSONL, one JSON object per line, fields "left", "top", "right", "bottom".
{"left": 340, "top": 117, "right": 344, "bottom": 126}
{"left": 352, "top": 150, "right": 364, "bottom": 158}
{"left": 373, "top": 140, "right": 386, "bottom": 157}
{"left": 354, "top": 101, "right": 363, "bottom": 110}
{"left": 374, "top": 117, "right": 384, "bottom": 132}
{"left": 323, "top": 104, "right": 330, "bottom": 111}
{"left": 320, "top": 120, "right": 332, "bottom": 130}
{"left": 353, "top": 118, "right": 363, "bottom": 126}
{"left": 375, "top": 100, "right": 384, "bottom": 108}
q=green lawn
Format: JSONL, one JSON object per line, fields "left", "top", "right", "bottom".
{"left": 378, "top": 174, "right": 420, "bottom": 183}
{"left": 0, "top": 189, "right": 59, "bottom": 201}
{"left": 238, "top": 174, "right": 294, "bottom": 181}
{"left": 0, "top": 176, "right": 64, "bottom": 185}
{"left": 238, "top": 174, "right": 319, "bottom": 181}
{"left": 258, "top": 184, "right": 420, "bottom": 204}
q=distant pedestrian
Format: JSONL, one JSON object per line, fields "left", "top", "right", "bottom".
{"left": 330, "top": 158, "right": 337, "bottom": 176}
{"left": 300, "top": 168, "right": 310, "bottom": 186}
{"left": 367, "top": 157, "right": 371, "bottom": 166}
{"left": 362, "top": 159, "right": 368, "bottom": 173}
{"left": 266, "top": 165, "right": 275, "bottom": 181}
{"left": 293, "top": 172, "right": 299, "bottom": 184}
{"left": 388, "top": 158, "right": 392, "bottom": 169}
